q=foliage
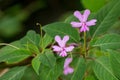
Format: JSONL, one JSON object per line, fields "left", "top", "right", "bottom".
{"left": 81, "top": 0, "right": 111, "bottom": 12}
{"left": 0, "top": 0, "right": 120, "bottom": 80}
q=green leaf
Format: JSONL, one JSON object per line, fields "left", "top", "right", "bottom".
{"left": 0, "top": 41, "right": 23, "bottom": 53}
{"left": 39, "top": 66, "right": 50, "bottom": 80}
{"left": 20, "top": 30, "right": 40, "bottom": 47}
{"left": 21, "top": 66, "right": 39, "bottom": 80}
{"left": 71, "top": 58, "right": 86, "bottom": 80}
{"left": 40, "top": 34, "right": 53, "bottom": 49}
{"left": 84, "top": 75, "right": 97, "bottom": 80}
{"left": 39, "top": 50, "right": 56, "bottom": 68}
{"left": 81, "top": 0, "right": 109, "bottom": 12}
{"left": 32, "top": 54, "right": 41, "bottom": 75}
{"left": 26, "top": 43, "right": 40, "bottom": 54}
{"left": 0, "top": 66, "right": 27, "bottom": 80}
{"left": 65, "top": 15, "right": 78, "bottom": 23}
{"left": 0, "top": 49, "right": 31, "bottom": 64}
{"left": 46, "top": 58, "right": 64, "bottom": 80}
{"left": 0, "top": 41, "right": 31, "bottom": 64}
{"left": 108, "top": 50, "right": 120, "bottom": 79}
{"left": 91, "top": 34, "right": 120, "bottom": 49}
{"left": 90, "top": 0, "right": 120, "bottom": 38}
{"left": 93, "top": 56, "right": 119, "bottom": 80}
{"left": 42, "top": 22, "right": 80, "bottom": 43}
{"left": 39, "top": 58, "right": 64, "bottom": 80}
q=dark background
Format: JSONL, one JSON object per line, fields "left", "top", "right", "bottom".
{"left": 0, "top": 0, "right": 84, "bottom": 43}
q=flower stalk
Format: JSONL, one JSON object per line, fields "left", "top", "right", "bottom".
{"left": 83, "top": 32, "right": 87, "bottom": 58}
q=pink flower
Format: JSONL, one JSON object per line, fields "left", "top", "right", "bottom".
{"left": 52, "top": 35, "right": 74, "bottom": 57}
{"left": 71, "top": 9, "right": 97, "bottom": 32}
{"left": 63, "top": 58, "right": 74, "bottom": 75}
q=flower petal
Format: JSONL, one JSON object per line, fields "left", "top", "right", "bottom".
{"left": 66, "top": 67, "right": 74, "bottom": 74}
{"left": 80, "top": 25, "right": 89, "bottom": 32}
{"left": 71, "top": 22, "right": 82, "bottom": 28}
{"left": 65, "top": 46, "right": 74, "bottom": 52}
{"left": 52, "top": 45, "right": 62, "bottom": 52}
{"left": 74, "top": 10, "right": 83, "bottom": 21}
{"left": 55, "top": 35, "right": 61, "bottom": 42}
{"left": 63, "top": 35, "right": 69, "bottom": 42}
{"left": 55, "top": 35, "right": 64, "bottom": 47}
{"left": 63, "top": 67, "right": 74, "bottom": 75}
{"left": 86, "top": 19, "right": 97, "bottom": 26}
{"left": 59, "top": 51, "right": 67, "bottom": 57}
{"left": 63, "top": 67, "right": 69, "bottom": 75}
{"left": 64, "top": 58, "right": 73, "bottom": 68}
{"left": 59, "top": 35, "right": 69, "bottom": 47}
{"left": 83, "top": 9, "right": 90, "bottom": 22}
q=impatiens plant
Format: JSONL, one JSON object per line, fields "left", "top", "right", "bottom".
{"left": 0, "top": 0, "right": 120, "bottom": 80}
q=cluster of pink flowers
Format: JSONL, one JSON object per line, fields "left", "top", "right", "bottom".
{"left": 52, "top": 9, "right": 97, "bottom": 75}
{"left": 52, "top": 35, "right": 74, "bottom": 75}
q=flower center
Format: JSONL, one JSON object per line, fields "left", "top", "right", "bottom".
{"left": 82, "top": 22, "right": 86, "bottom": 27}
{"left": 62, "top": 47, "right": 65, "bottom": 51}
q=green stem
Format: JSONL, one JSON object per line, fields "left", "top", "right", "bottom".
{"left": 83, "top": 32, "right": 87, "bottom": 58}
{"left": 37, "top": 23, "right": 44, "bottom": 53}
{"left": 70, "top": 52, "right": 73, "bottom": 58}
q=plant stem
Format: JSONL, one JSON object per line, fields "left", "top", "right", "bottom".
{"left": 36, "top": 23, "right": 44, "bottom": 52}
{"left": 83, "top": 32, "right": 87, "bottom": 58}
{"left": 39, "top": 23, "right": 43, "bottom": 47}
